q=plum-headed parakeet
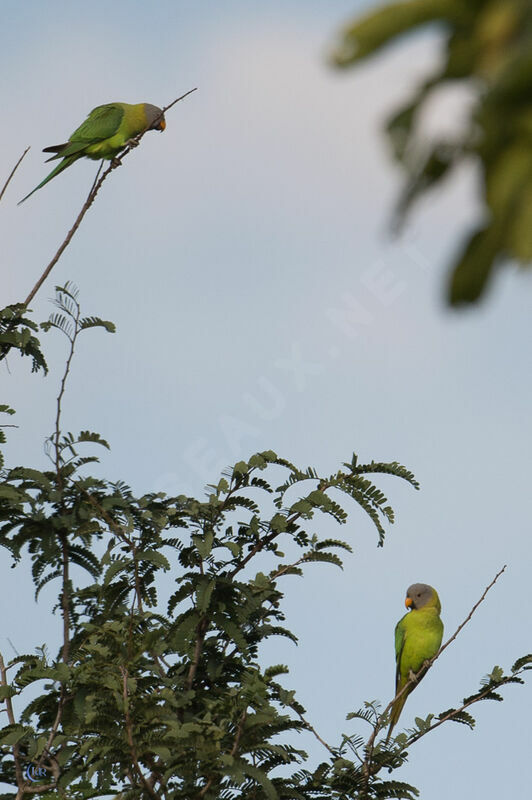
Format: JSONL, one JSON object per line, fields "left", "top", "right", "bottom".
{"left": 387, "top": 583, "right": 443, "bottom": 739}
{"left": 19, "top": 102, "right": 166, "bottom": 203}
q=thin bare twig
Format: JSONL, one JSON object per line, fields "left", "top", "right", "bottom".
{"left": 292, "top": 705, "right": 337, "bottom": 757}
{"left": 433, "top": 564, "right": 507, "bottom": 663}
{"left": 0, "top": 147, "right": 30, "bottom": 204}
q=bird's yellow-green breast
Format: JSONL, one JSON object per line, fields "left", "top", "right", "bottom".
{"left": 396, "top": 584, "right": 443, "bottom": 682}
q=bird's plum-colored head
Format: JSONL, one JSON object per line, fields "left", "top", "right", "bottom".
{"left": 144, "top": 103, "right": 166, "bottom": 131}
{"left": 405, "top": 583, "right": 439, "bottom": 611}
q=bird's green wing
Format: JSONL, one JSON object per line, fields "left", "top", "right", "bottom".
{"left": 394, "top": 616, "right": 407, "bottom": 690}
{"left": 70, "top": 104, "right": 125, "bottom": 142}
{"left": 42, "top": 105, "right": 126, "bottom": 162}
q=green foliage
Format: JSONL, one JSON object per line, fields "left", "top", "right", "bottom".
{"left": 332, "top": 0, "right": 532, "bottom": 305}
{"left": 0, "top": 304, "right": 47, "bottom": 373}
{"left": 0, "top": 406, "right": 16, "bottom": 472}
{"left": 0, "top": 436, "right": 418, "bottom": 798}
{"left": 0, "top": 288, "right": 421, "bottom": 798}
{"left": 0, "top": 286, "right": 529, "bottom": 799}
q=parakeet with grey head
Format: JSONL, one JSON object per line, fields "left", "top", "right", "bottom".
{"left": 19, "top": 102, "right": 165, "bottom": 204}
{"left": 387, "top": 582, "right": 443, "bottom": 740}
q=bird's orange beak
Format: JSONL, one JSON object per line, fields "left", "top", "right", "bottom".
{"left": 405, "top": 596, "right": 413, "bottom": 609}
{"left": 158, "top": 119, "right": 166, "bottom": 131}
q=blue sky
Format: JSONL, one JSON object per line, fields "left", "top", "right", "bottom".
{"left": 2, "top": 2, "right": 531, "bottom": 798}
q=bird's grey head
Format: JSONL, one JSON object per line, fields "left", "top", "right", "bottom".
{"left": 144, "top": 103, "right": 166, "bottom": 131}
{"left": 405, "top": 583, "right": 438, "bottom": 610}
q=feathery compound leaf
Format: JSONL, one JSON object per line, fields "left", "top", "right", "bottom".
{"left": 301, "top": 551, "right": 344, "bottom": 569}
{"left": 512, "top": 654, "right": 532, "bottom": 672}
{"left": 135, "top": 549, "right": 171, "bottom": 570}
{"left": 446, "top": 710, "right": 476, "bottom": 729}
{"left": 76, "top": 430, "right": 111, "bottom": 449}
{"left": 79, "top": 316, "right": 116, "bottom": 333}
{"left": 35, "top": 568, "right": 63, "bottom": 600}
{"left": 347, "top": 458, "right": 420, "bottom": 489}
{"left": 372, "top": 779, "right": 420, "bottom": 799}
{"left": 42, "top": 312, "right": 74, "bottom": 339}
{"left": 314, "top": 538, "right": 352, "bottom": 553}
{"left": 1, "top": 304, "right": 48, "bottom": 373}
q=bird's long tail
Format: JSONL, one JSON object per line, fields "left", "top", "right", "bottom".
{"left": 18, "top": 155, "right": 79, "bottom": 205}
{"left": 385, "top": 692, "right": 409, "bottom": 742}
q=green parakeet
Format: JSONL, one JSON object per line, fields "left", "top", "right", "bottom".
{"left": 19, "top": 102, "right": 166, "bottom": 204}
{"left": 387, "top": 583, "right": 443, "bottom": 739}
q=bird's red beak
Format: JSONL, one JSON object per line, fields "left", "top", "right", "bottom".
{"left": 405, "top": 596, "right": 413, "bottom": 609}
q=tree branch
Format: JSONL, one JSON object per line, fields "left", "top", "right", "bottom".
{"left": 185, "top": 617, "right": 209, "bottom": 691}
{"left": 0, "top": 148, "right": 30, "bottom": 204}
{"left": 0, "top": 653, "right": 23, "bottom": 789}
{"left": 291, "top": 705, "right": 337, "bottom": 757}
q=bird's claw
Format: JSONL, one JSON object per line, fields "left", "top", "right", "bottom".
{"left": 125, "top": 138, "right": 139, "bottom": 148}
